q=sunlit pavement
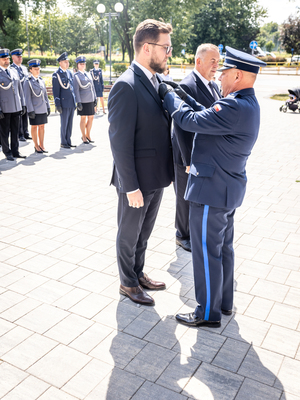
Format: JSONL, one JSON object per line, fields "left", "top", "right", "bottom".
{"left": 0, "top": 74, "right": 299, "bottom": 399}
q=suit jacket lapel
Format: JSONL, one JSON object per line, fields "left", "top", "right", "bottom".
{"left": 212, "top": 81, "right": 222, "bottom": 98}
{"left": 130, "top": 64, "right": 164, "bottom": 110}
{"left": 193, "top": 71, "right": 215, "bottom": 103}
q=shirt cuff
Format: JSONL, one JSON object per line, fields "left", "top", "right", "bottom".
{"left": 127, "top": 189, "right": 139, "bottom": 194}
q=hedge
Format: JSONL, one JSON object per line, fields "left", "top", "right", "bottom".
{"left": 112, "top": 63, "right": 128, "bottom": 76}
{"left": 21, "top": 56, "right": 106, "bottom": 71}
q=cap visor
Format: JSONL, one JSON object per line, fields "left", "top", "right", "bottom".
{"left": 217, "top": 65, "right": 234, "bottom": 72}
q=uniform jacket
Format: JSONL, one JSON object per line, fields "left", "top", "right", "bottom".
{"left": 52, "top": 67, "right": 76, "bottom": 108}
{"left": 108, "top": 62, "right": 174, "bottom": 193}
{"left": 0, "top": 67, "right": 25, "bottom": 113}
{"left": 10, "top": 63, "right": 28, "bottom": 86}
{"left": 73, "top": 71, "right": 97, "bottom": 104}
{"left": 163, "top": 88, "right": 260, "bottom": 209}
{"left": 90, "top": 68, "right": 104, "bottom": 96}
{"left": 173, "top": 71, "right": 221, "bottom": 166}
{"left": 23, "top": 75, "right": 50, "bottom": 114}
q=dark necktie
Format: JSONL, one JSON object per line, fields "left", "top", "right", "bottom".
{"left": 151, "top": 74, "right": 159, "bottom": 92}
{"left": 5, "top": 69, "right": 11, "bottom": 78}
{"left": 208, "top": 81, "right": 218, "bottom": 101}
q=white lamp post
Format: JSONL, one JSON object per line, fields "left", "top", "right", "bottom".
{"left": 97, "top": 2, "right": 124, "bottom": 85}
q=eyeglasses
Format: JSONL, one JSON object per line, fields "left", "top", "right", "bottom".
{"left": 147, "top": 43, "right": 173, "bottom": 55}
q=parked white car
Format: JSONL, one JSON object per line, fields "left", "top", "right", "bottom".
{"left": 291, "top": 55, "right": 300, "bottom": 63}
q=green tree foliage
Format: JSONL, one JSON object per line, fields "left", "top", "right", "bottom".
{"left": 280, "top": 14, "right": 300, "bottom": 53}
{"left": 257, "top": 22, "right": 280, "bottom": 50}
{"left": 187, "top": 0, "right": 267, "bottom": 54}
{"left": 265, "top": 40, "right": 275, "bottom": 52}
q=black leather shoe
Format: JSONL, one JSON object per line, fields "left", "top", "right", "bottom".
{"left": 6, "top": 155, "right": 14, "bottom": 161}
{"left": 61, "top": 144, "right": 71, "bottom": 149}
{"left": 40, "top": 148, "right": 48, "bottom": 153}
{"left": 138, "top": 273, "right": 166, "bottom": 290}
{"left": 81, "top": 138, "right": 89, "bottom": 144}
{"left": 176, "top": 237, "right": 191, "bottom": 252}
{"left": 13, "top": 153, "right": 26, "bottom": 159}
{"left": 176, "top": 312, "right": 221, "bottom": 328}
{"left": 25, "top": 135, "right": 32, "bottom": 140}
{"left": 119, "top": 284, "right": 155, "bottom": 306}
{"left": 221, "top": 309, "right": 232, "bottom": 315}
{"left": 19, "top": 136, "right": 26, "bottom": 142}
{"left": 34, "top": 147, "right": 43, "bottom": 154}
{"left": 69, "top": 144, "right": 77, "bottom": 148}
{"left": 86, "top": 138, "right": 94, "bottom": 143}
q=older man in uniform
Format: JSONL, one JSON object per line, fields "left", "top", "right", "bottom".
{"left": 52, "top": 52, "right": 76, "bottom": 149}
{"left": 159, "top": 47, "right": 266, "bottom": 327}
{"left": 10, "top": 48, "right": 31, "bottom": 141}
{"left": 0, "top": 48, "right": 27, "bottom": 161}
{"left": 172, "top": 43, "right": 221, "bottom": 253}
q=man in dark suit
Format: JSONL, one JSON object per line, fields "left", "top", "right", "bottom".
{"left": 159, "top": 46, "right": 266, "bottom": 327}
{"left": 108, "top": 19, "right": 174, "bottom": 306}
{"left": 173, "top": 44, "right": 221, "bottom": 252}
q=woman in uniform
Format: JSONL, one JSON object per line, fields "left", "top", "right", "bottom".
{"left": 73, "top": 56, "right": 97, "bottom": 143}
{"left": 23, "top": 59, "right": 50, "bottom": 153}
{"left": 90, "top": 60, "right": 105, "bottom": 114}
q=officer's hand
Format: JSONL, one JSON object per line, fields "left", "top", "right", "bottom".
{"left": 0, "top": 111, "right": 4, "bottom": 120}
{"left": 56, "top": 106, "right": 63, "bottom": 114}
{"left": 162, "top": 80, "right": 178, "bottom": 89}
{"left": 158, "top": 82, "right": 174, "bottom": 100}
{"left": 28, "top": 111, "right": 35, "bottom": 119}
{"left": 185, "top": 166, "right": 190, "bottom": 174}
{"left": 174, "top": 85, "right": 188, "bottom": 101}
{"left": 77, "top": 103, "right": 83, "bottom": 111}
{"left": 127, "top": 190, "right": 144, "bottom": 208}
{"left": 21, "top": 106, "right": 27, "bottom": 116}
{"left": 47, "top": 108, "right": 51, "bottom": 116}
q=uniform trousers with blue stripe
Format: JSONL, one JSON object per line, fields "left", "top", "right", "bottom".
{"left": 60, "top": 107, "right": 75, "bottom": 146}
{"left": 189, "top": 202, "right": 235, "bottom": 322}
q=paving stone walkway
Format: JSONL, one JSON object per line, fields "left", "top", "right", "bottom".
{"left": 0, "top": 75, "right": 299, "bottom": 399}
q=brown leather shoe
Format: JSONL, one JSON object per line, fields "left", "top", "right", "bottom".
{"left": 138, "top": 273, "right": 166, "bottom": 290}
{"left": 119, "top": 284, "right": 155, "bottom": 306}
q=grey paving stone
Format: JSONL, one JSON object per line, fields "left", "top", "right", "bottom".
{"left": 235, "top": 377, "right": 282, "bottom": 400}
{"left": 250, "top": 279, "right": 289, "bottom": 302}
{"left": 173, "top": 327, "right": 225, "bottom": 363}
{"left": 144, "top": 316, "right": 187, "bottom": 348}
{"left": 125, "top": 342, "right": 177, "bottom": 381}
{"left": 212, "top": 338, "right": 250, "bottom": 373}
{"left": 237, "top": 345, "right": 283, "bottom": 385}
{"left": 0, "top": 362, "right": 28, "bottom": 398}
{"left": 132, "top": 380, "right": 188, "bottom": 400}
{"left": 156, "top": 354, "right": 201, "bottom": 393}
{"left": 90, "top": 330, "right": 147, "bottom": 368}
{"left": 244, "top": 296, "right": 274, "bottom": 321}
{"left": 275, "top": 357, "right": 300, "bottom": 397}
{"left": 0, "top": 375, "right": 50, "bottom": 400}
{"left": 262, "top": 325, "right": 300, "bottom": 358}
{"left": 69, "top": 322, "right": 113, "bottom": 354}
{"left": 85, "top": 367, "right": 144, "bottom": 400}
{"left": 182, "top": 362, "right": 243, "bottom": 400}
{"left": 123, "top": 309, "right": 161, "bottom": 338}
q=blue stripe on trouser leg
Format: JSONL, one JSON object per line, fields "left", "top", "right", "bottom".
{"left": 202, "top": 205, "right": 211, "bottom": 320}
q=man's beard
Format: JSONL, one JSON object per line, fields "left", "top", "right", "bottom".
{"left": 149, "top": 57, "right": 166, "bottom": 74}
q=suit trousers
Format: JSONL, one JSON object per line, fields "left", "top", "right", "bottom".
{"left": 60, "top": 107, "right": 75, "bottom": 146}
{"left": 173, "top": 163, "right": 190, "bottom": 239}
{"left": 19, "top": 112, "right": 29, "bottom": 137}
{"left": 116, "top": 188, "right": 164, "bottom": 287}
{"left": 189, "top": 202, "right": 235, "bottom": 321}
{"left": 0, "top": 112, "right": 20, "bottom": 157}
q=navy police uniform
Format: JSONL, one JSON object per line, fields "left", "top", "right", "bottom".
{"left": 90, "top": 60, "right": 104, "bottom": 97}
{"left": 0, "top": 48, "right": 26, "bottom": 160}
{"left": 10, "top": 49, "right": 30, "bottom": 140}
{"left": 162, "top": 47, "right": 266, "bottom": 324}
{"left": 52, "top": 52, "right": 76, "bottom": 147}
{"left": 172, "top": 71, "right": 221, "bottom": 247}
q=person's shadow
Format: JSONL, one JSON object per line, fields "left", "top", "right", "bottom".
{"left": 85, "top": 247, "right": 286, "bottom": 399}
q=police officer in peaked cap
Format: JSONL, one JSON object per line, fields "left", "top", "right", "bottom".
{"left": 0, "top": 48, "right": 27, "bottom": 161}
{"left": 10, "top": 48, "right": 31, "bottom": 141}
{"left": 52, "top": 52, "right": 76, "bottom": 149}
{"left": 158, "top": 46, "right": 266, "bottom": 328}
{"left": 90, "top": 60, "right": 105, "bottom": 114}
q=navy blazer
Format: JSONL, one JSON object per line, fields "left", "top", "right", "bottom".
{"left": 163, "top": 88, "right": 260, "bottom": 209}
{"left": 172, "top": 71, "right": 221, "bottom": 166}
{"left": 108, "top": 63, "right": 174, "bottom": 193}
{"left": 52, "top": 68, "right": 76, "bottom": 108}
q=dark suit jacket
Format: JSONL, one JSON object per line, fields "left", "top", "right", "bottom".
{"left": 108, "top": 63, "right": 174, "bottom": 193}
{"left": 172, "top": 71, "right": 221, "bottom": 166}
{"left": 52, "top": 68, "right": 76, "bottom": 109}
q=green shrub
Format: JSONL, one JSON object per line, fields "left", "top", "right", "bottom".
{"left": 20, "top": 55, "right": 106, "bottom": 71}
{"left": 259, "top": 56, "right": 287, "bottom": 63}
{"left": 112, "top": 63, "right": 127, "bottom": 76}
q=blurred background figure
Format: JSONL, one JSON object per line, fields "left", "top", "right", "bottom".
{"left": 90, "top": 60, "right": 106, "bottom": 114}
{"left": 10, "top": 48, "right": 32, "bottom": 141}
{"left": 23, "top": 59, "right": 50, "bottom": 154}
{"left": 73, "top": 56, "right": 97, "bottom": 143}
{"left": 160, "top": 66, "right": 173, "bottom": 81}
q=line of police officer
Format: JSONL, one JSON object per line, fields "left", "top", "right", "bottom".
{"left": 0, "top": 49, "right": 104, "bottom": 159}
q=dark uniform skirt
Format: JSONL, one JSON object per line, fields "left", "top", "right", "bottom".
{"left": 29, "top": 113, "right": 48, "bottom": 126}
{"left": 77, "top": 102, "right": 95, "bottom": 116}
{"left": 95, "top": 86, "right": 103, "bottom": 97}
